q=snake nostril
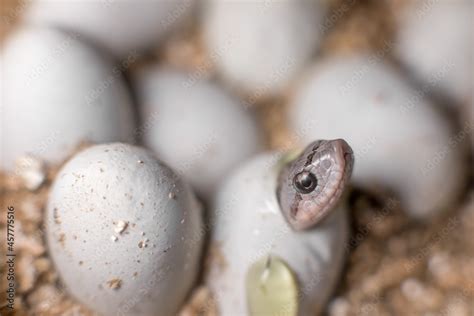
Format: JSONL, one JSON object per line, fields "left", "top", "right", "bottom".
{"left": 344, "top": 152, "right": 353, "bottom": 162}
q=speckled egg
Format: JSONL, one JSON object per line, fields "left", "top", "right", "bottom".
{"left": 26, "top": 0, "right": 195, "bottom": 57}
{"left": 289, "top": 55, "right": 467, "bottom": 218}
{"left": 133, "top": 66, "right": 263, "bottom": 198}
{"left": 46, "top": 143, "right": 203, "bottom": 316}
{"left": 206, "top": 152, "right": 348, "bottom": 315}
{"left": 1, "top": 27, "right": 134, "bottom": 171}
{"left": 203, "top": 0, "right": 326, "bottom": 96}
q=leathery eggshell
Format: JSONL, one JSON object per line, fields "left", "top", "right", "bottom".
{"left": 203, "top": 0, "right": 326, "bottom": 96}
{"left": 289, "top": 55, "right": 466, "bottom": 218}
{"left": 1, "top": 27, "right": 134, "bottom": 171}
{"left": 206, "top": 152, "right": 348, "bottom": 316}
{"left": 134, "top": 67, "right": 263, "bottom": 198}
{"left": 26, "top": 0, "right": 195, "bottom": 57}
{"left": 46, "top": 143, "right": 203, "bottom": 316}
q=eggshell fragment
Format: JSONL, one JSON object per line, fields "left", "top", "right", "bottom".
{"left": 246, "top": 255, "right": 299, "bottom": 316}
{"left": 46, "top": 143, "right": 203, "bottom": 316}
{"left": 1, "top": 27, "right": 135, "bottom": 171}
{"left": 206, "top": 152, "right": 348, "bottom": 315}
{"left": 289, "top": 55, "right": 466, "bottom": 218}
{"left": 134, "top": 67, "right": 263, "bottom": 198}
{"left": 203, "top": 0, "right": 326, "bottom": 96}
{"left": 395, "top": 0, "right": 473, "bottom": 104}
{"left": 26, "top": 0, "right": 195, "bottom": 57}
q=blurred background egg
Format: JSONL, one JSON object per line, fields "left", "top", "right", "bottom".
{"left": 203, "top": 0, "right": 327, "bottom": 96}
{"left": 46, "top": 143, "right": 203, "bottom": 316}
{"left": 133, "top": 66, "right": 263, "bottom": 198}
{"left": 26, "top": 0, "right": 195, "bottom": 58}
{"left": 1, "top": 27, "right": 134, "bottom": 172}
{"left": 289, "top": 55, "right": 467, "bottom": 218}
{"left": 206, "top": 152, "right": 348, "bottom": 315}
{"left": 395, "top": 0, "right": 473, "bottom": 106}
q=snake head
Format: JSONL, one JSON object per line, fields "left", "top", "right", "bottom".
{"left": 277, "top": 139, "right": 354, "bottom": 231}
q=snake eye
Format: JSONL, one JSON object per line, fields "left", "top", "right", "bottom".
{"left": 293, "top": 171, "right": 318, "bottom": 194}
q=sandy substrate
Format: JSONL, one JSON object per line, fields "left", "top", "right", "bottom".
{"left": 1, "top": 0, "right": 473, "bottom": 315}
{"left": 1, "top": 162, "right": 473, "bottom": 316}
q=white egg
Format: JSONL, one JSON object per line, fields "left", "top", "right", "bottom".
{"left": 206, "top": 152, "right": 348, "bottom": 315}
{"left": 203, "top": 0, "right": 326, "bottom": 96}
{"left": 26, "top": 0, "right": 195, "bottom": 57}
{"left": 134, "top": 67, "right": 263, "bottom": 198}
{"left": 1, "top": 27, "right": 135, "bottom": 171}
{"left": 395, "top": 0, "right": 473, "bottom": 104}
{"left": 46, "top": 143, "right": 203, "bottom": 316}
{"left": 289, "top": 55, "right": 466, "bottom": 218}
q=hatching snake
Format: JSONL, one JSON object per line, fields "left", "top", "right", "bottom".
{"left": 277, "top": 139, "right": 354, "bottom": 230}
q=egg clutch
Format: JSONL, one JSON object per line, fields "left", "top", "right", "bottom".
{"left": 0, "top": 0, "right": 471, "bottom": 315}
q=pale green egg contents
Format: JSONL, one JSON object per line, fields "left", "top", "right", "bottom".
{"left": 246, "top": 255, "right": 299, "bottom": 316}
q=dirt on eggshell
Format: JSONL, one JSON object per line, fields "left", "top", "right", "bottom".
{"left": 1, "top": 0, "right": 473, "bottom": 315}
